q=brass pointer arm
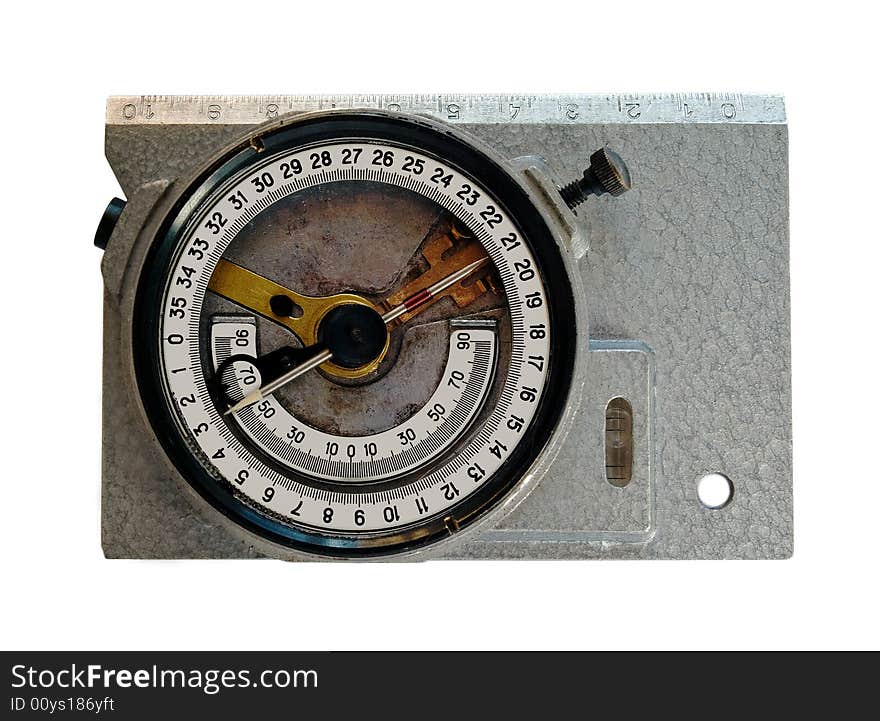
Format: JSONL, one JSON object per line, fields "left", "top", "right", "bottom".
{"left": 207, "top": 259, "right": 372, "bottom": 348}
{"left": 223, "top": 256, "right": 492, "bottom": 416}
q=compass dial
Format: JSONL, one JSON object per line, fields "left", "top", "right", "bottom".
{"left": 134, "top": 113, "right": 576, "bottom": 557}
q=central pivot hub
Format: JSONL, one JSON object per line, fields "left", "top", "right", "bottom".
{"left": 318, "top": 304, "right": 388, "bottom": 369}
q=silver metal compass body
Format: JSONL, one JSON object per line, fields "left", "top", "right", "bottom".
{"left": 97, "top": 94, "right": 792, "bottom": 560}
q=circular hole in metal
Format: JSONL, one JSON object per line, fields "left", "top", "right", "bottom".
{"left": 269, "top": 294, "right": 303, "bottom": 318}
{"left": 697, "top": 473, "right": 733, "bottom": 509}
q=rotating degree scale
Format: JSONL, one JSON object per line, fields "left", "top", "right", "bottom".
{"left": 97, "top": 95, "right": 791, "bottom": 560}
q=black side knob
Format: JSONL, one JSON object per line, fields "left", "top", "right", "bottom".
{"left": 559, "top": 147, "right": 632, "bottom": 211}
{"left": 94, "top": 197, "right": 127, "bottom": 250}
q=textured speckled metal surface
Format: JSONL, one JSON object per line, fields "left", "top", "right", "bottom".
{"left": 100, "top": 96, "right": 790, "bottom": 559}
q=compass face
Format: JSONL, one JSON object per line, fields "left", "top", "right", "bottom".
{"left": 134, "top": 114, "right": 576, "bottom": 557}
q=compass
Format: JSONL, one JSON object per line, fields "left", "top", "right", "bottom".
{"left": 103, "top": 110, "right": 631, "bottom": 558}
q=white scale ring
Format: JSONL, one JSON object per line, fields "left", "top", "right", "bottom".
{"left": 159, "top": 140, "right": 553, "bottom": 533}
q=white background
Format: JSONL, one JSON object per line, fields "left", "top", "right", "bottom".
{"left": 1, "top": 1, "right": 877, "bottom": 651}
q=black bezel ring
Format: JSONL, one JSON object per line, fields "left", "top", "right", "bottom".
{"left": 133, "top": 112, "right": 577, "bottom": 558}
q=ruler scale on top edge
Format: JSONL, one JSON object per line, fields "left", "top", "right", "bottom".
{"left": 106, "top": 93, "right": 786, "bottom": 126}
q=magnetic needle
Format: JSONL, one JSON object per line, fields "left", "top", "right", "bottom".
{"left": 100, "top": 110, "right": 631, "bottom": 558}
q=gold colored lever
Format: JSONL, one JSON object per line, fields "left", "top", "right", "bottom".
{"left": 208, "top": 259, "right": 374, "bottom": 347}
{"left": 207, "top": 229, "right": 495, "bottom": 379}
{"left": 207, "top": 260, "right": 381, "bottom": 378}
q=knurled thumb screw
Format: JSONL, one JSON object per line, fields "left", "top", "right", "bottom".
{"left": 559, "top": 147, "right": 632, "bottom": 210}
